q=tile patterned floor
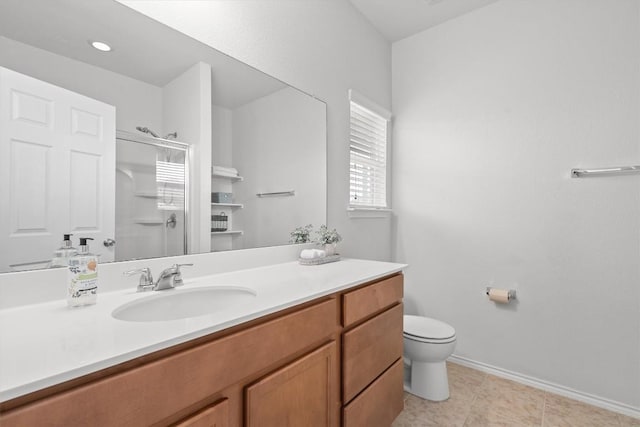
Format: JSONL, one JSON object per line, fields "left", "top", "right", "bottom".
{"left": 392, "top": 362, "right": 640, "bottom": 427}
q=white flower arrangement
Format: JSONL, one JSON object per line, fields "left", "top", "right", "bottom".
{"left": 289, "top": 224, "right": 313, "bottom": 243}
{"left": 316, "top": 225, "right": 342, "bottom": 245}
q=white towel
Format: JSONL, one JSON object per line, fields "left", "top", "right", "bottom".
{"left": 300, "top": 249, "right": 316, "bottom": 259}
{"left": 213, "top": 170, "right": 238, "bottom": 178}
{"left": 212, "top": 165, "right": 238, "bottom": 176}
{"left": 215, "top": 168, "right": 237, "bottom": 175}
{"left": 300, "top": 249, "right": 326, "bottom": 259}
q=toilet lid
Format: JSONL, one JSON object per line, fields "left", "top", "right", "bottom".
{"left": 404, "top": 315, "right": 455, "bottom": 340}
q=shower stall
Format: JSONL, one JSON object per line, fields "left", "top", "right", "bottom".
{"left": 115, "top": 130, "right": 189, "bottom": 261}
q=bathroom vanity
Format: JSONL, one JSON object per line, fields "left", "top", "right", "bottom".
{"left": 0, "top": 259, "right": 404, "bottom": 426}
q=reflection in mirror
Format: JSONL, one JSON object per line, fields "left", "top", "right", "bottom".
{"left": 0, "top": 0, "right": 326, "bottom": 273}
{"left": 115, "top": 131, "right": 188, "bottom": 262}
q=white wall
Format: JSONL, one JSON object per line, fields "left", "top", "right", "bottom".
{"left": 393, "top": 0, "right": 640, "bottom": 409}
{"left": 163, "top": 62, "right": 212, "bottom": 254}
{"left": 118, "top": 0, "right": 392, "bottom": 261}
{"left": 211, "top": 105, "right": 233, "bottom": 168}
{"left": 232, "top": 87, "right": 326, "bottom": 249}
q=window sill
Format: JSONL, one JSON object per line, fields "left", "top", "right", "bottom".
{"left": 347, "top": 207, "right": 392, "bottom": 219}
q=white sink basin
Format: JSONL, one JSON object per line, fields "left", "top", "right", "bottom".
{"left": 112, "top": 286, "right": 257, "bottom": 322}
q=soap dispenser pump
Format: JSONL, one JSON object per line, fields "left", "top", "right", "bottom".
{"left": 50, "top": 234, "right": 77, "bottom": 268}
{"left": 67, "top": 237, "right": 98, "bottom": 307}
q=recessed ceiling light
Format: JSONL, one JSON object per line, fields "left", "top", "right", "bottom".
{"left": 89, "top": 41, "right": 112, "bottom": 52}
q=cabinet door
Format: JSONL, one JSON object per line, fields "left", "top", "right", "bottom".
{"left": 245, "top": 341, "right": 338, "bottom": 427}
{"left": 175, "top": 399, "right": 229, "bottom": 427}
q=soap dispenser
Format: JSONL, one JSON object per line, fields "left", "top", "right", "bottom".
{"left": 50, "top": 234, "right": 77, "bottom": 268}
{"left": 67, "top": 237, "right": 98, "bottom": 307}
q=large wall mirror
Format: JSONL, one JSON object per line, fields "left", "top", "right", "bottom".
{"left": 0, "top": 0, "right": 327, "bottom": 273}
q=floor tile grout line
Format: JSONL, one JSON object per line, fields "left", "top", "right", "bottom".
{"left": 461, "top": 371, "right": 486, "bottom": 427}
{"left": 463, "top": 392, "right": 479, "bottom": 426}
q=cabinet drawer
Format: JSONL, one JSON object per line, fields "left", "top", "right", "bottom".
{"left": 342, "top": 303, "right": 403, "bottom": 403}
{"left": 343, "top": 359, "right": 404, "bottom": 427}
{"left": 1, "top": 299, "right": 338, "bottom": 427}
{"left": 342, "top": 274, "right": 403, "bottom": 327}
{"left": 176, "top": 398, "right": 229, "bottom": 427}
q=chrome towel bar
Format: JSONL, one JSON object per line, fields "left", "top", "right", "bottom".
{"left": 571, "top": 165, "right": 640, "bottom": 178}
{"left": 256, "top": 190, "right": 295, "bottom": 197}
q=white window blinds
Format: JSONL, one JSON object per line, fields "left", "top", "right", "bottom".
{"left": 349, "top": 90, "right": 391, "bottom": 209}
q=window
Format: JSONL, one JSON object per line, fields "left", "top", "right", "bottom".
{"left": 349, "top": 90, "right": 391, "bottom": 210}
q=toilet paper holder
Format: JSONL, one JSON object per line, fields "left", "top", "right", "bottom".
{"left": 485, "top": 287, "right": 516, "bottom": 301}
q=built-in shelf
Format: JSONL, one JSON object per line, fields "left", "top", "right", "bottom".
{"left": 212, "top": 173, "right": 243, "bottom": 182}
{"left": 210, "top": 230, "right": 243, "bottom": 236}
{"left": 134, "top": 191, "right": 159, "bottom": 199}
{"left": 134, "top": 218, "right": 164, "bottom": 225}
{"left": 211, "top": 202, "right": 244, "bottom": 208}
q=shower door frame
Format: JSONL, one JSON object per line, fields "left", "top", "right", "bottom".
{"left": 115, "top": 129, "right": 190, "bottom": 255}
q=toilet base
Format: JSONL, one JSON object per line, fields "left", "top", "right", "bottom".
{"left": 406, "top": 360, "right": 450, "bottom": 401}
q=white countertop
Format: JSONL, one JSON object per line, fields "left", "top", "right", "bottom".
{"left": 0, "top": 258, "right": 405, "bottom": 402}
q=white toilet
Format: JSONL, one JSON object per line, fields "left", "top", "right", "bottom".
{"left": 403, "top": 315, "right": 457, "bottom": 401}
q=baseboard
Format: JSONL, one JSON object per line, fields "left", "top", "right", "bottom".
{"left": 448, "top": 354, "right": 640, "bottom": 420}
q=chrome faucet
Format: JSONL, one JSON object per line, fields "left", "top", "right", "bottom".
{"left": 124, "top": 264, "right": 193, "bottom": 292}
{"left": 154, "top": 263, "right": 193, "bottom": 290}
{"left": 124, "top": 267, "right": 154, "bottom": 292}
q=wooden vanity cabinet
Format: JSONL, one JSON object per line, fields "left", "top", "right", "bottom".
{"left": 1, "top": 298, "right": 339, "bottom": 426}
{"left": 0, "top": 273, "right": 404, "bottom": 426}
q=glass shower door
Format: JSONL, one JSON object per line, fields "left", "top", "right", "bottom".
{"left": 115, "top": 134, "right": 188, "bottom": 261}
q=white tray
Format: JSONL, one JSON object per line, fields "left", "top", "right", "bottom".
{"left": 298, "top": 254, "right": 341, "bottom": 266}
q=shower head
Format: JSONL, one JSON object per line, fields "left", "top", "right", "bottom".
{"left": 135, "top": 126, "right": 160, "bottom": 138}
{"left": 136, "top": 127, "right": 178, "bottom": 140}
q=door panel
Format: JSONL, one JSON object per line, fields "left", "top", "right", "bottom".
{"left": 10, "top": 89, "right": 53, "bottom": 128}
{"left": 10, "top": 139, "right": 50, "bottom": 232}
{"left": 69, "top": 150, "right": 101, "bottom": 230}
{"left": 71, "top": 108, "right": 103, "bottom": 137}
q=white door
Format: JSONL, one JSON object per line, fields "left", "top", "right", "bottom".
{"left": 0, "top": 67, "right": 115, "bottom": 271}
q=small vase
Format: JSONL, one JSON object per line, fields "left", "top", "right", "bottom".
{"left": 324, "top": 243, "right": 336, "bottom": 256}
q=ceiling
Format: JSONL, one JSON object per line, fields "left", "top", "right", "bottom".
{"left": 0, "top": 0, "right": 285, "bottom": 109}
{"left": 348, "top": 0, "right": 499, "bottom": 42}
{"left": 0, "top": 0, "right": 500, "bottom": 105}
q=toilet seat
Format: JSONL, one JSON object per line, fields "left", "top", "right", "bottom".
{"left": 403, "top": 333, "right": 456, "bottom": 344}
{"left": 404, "top": 315, "right": 456, "bottom": 343}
